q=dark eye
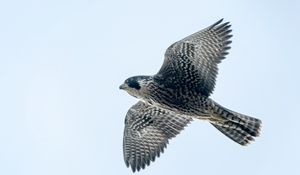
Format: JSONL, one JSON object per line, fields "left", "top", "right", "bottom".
{"left": 128, "top": 80, "right": 141, "bottom": 90}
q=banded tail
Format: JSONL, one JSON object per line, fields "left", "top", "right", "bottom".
{"left": 210, "top": 102, "right": 262, "bottom": 145}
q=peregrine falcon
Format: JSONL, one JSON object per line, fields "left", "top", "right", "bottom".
{"left": 119, "top": 19, "right": 262, "bottom": 172}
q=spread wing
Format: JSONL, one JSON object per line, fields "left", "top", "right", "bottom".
{"left": 156, "top": 19, "right": 232, "bottom": 96}
{"left": 123, "top": 101, "right": 192, "bottom": 172}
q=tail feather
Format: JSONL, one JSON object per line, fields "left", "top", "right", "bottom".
{"left": 210, "top": 102, "right": 262, "bottom": 145}
{"left": 212, "top": 123, "right": 254, "bottom": 145}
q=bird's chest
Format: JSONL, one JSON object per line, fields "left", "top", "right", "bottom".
{"left": 149, "top": 85, "right": 209, "bottom": 116}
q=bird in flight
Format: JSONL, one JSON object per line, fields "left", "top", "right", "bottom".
{"left": 119, "top": 19, "right": 262, "bottom": 172}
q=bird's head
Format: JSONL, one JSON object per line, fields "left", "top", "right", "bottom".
{"left": 119, "top": 76, "right": 152, "bottom": 99}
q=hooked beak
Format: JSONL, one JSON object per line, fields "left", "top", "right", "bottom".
{"left": 119, "top": 83, "right": 127, "bottom": 90}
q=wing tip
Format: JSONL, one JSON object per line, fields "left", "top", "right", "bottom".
{"left": 209, "top": 18, "right": 231, "bottom": 28}
{"left": 209, "top": 18, "right": 224, "bottom": 29}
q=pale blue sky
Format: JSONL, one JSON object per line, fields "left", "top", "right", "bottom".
{"left": 0, "top": 0, "right": 299, "bottom": 175}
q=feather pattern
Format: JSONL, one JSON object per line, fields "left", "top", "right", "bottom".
{"left": 123, "top": 101, "right": 192, "bottom": 172}
{"left": 157, "top": 18, "right": 232, "bottom": 97}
